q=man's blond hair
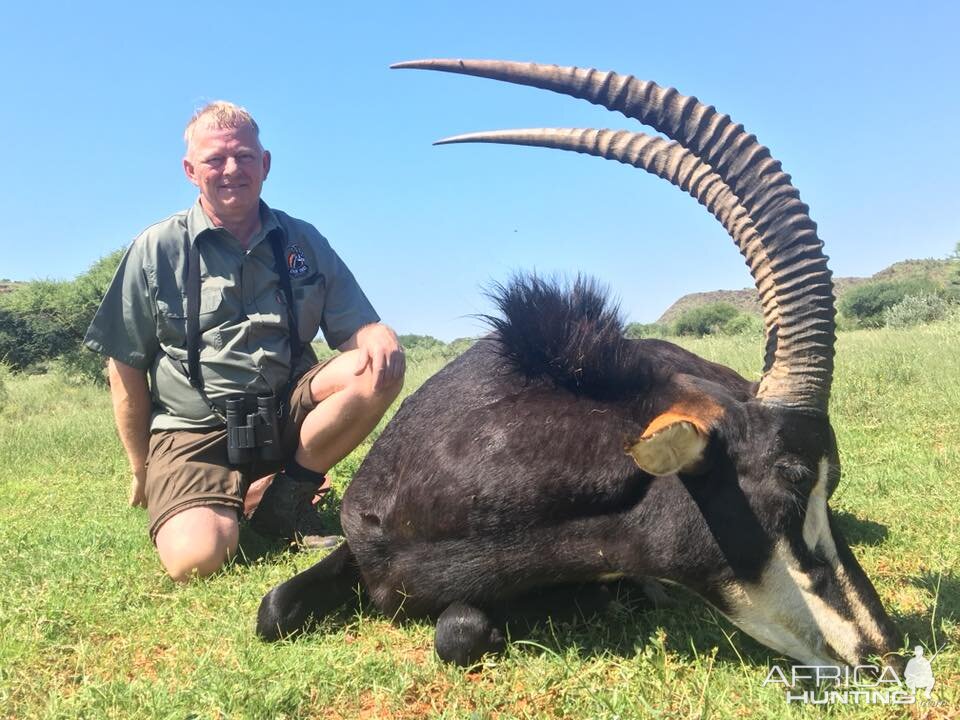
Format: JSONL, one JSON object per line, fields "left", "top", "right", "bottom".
{"left": 184, "top": 101, "right": 261, "bottom": 153}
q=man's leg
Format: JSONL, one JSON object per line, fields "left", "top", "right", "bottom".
{"left": 248, "top": 349, "right": 403, "bottom": 544}
{"left": 296, "top": 348, "right": 404, "bottom": 474}
{"left": 155, "top": 505, "right": 239, "bottom": 582}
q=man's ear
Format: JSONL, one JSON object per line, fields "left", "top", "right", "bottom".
{"left": 625, "top": 387, "right": 725, "bottom": 478}
{"left": 183, "top": 156, "right": 199, "bottom": 187}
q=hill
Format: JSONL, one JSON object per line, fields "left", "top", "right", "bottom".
{"left": 656, "top": 258, "right": 957, "bottom": 323}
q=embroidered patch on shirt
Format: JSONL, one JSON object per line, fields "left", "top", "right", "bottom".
{"left": 286, "top": 244, "right": 309, "bottom": 277}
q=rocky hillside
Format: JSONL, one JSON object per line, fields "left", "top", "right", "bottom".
{"left": 657, "top": 258, "right": 956, "bottom": 323}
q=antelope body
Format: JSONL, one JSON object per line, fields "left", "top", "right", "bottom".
{"left": 257, "top": 59, "right": 900, "bottom": 668}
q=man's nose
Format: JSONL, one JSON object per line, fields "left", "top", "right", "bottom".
{"left": 223, "top": 156, "right": 239, "bottom": 174}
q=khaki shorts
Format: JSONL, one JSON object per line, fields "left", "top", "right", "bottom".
{"left": 145, "top": 359, "right": 331, "bottom": 542}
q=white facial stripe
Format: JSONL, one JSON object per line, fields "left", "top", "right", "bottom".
{"left": 802, "top": 457, "right": 839, "bottom": 564}
{"left": 721, "top": 452, "right": 892, "bottom": 665}
{"left": 722, "top": 540, "right": 861, "bottom": 665}
{"left": 804, "top": 456, "right": 888, "bottom": 650}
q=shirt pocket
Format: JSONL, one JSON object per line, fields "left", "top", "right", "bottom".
{"left": 294, "top": 275, "right": 326, "bottom": 343}
{"left": 156, "top": 288, "right": 225, "bottom": 350}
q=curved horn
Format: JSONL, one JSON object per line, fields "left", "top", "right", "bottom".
{"left": 393, "top": 59, "right": 835, "bottom": 413}
{"left": 435, "top": 127, "right": 782, "bottom": 375}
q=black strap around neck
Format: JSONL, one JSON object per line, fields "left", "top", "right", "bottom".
{"left": 183, "top": 228, "right": 303, "bottom": 421}
{"left": 266, "top": 228, "right": 303, "bottom": 366}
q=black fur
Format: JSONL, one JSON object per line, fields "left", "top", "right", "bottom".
{"left": 483, "top": 274, "right": 647, "bottom": 400}
{"left": 256, "top": 542, "right": 361, "bottom": 641}
{"left": 434, "top": 602, "right": 505, "bottom": 666}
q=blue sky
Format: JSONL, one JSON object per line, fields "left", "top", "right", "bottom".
{"left": 1, "top": 1, "right": 957, "bottom": 340}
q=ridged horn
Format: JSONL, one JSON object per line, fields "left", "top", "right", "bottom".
{"left": 393, "top": 59, "right": 835, "bottom": 413}
{"left": 435, "top": 128, "right": 782, "bottom": 375}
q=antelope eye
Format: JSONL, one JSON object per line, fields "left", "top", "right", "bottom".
{"left": 774, "top": 460, "right": 815, "bottom": 487}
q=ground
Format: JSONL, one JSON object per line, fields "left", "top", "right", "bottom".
{"left": 0, "top": 322, "right": 957, "bottom": 719}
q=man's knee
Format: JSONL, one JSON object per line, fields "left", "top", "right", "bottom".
{"left": 313, "top": 351, "right": 404, "bottom": 405}
{"left": 347, "top": 357, "right": 404, "bottom": 403}
{"left": 155, "top": 505, "right": 239, "bottom": 582}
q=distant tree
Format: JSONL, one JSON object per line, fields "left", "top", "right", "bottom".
{"left": 624, "top": 322, "right": 669, "bottom": 339}
{"left": 883, "top": 293, "right": 949, "bottom": 328}
{"left": 947, "top": 243, "right": 960, "bottom": 303}
{"left": 673, "top": 303, "right": 744, "bottom": 336}
{"left": 838, "top": 278, "right": 938, "bottom": 327}
{"left": 0, "top": 248, "right": 124, "bottom": 378}
{"left": 398, "top": 334, "right": 444, "bottom": 351}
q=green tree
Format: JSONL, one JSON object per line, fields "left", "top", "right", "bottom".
{"left": 0, "top": 248, "right": 124, "bottom": 378}
{"left": 624, "top": 322, "right": 669, "bottom": 339}
{"left": 838, "top": 278, "right": 938, "bottom": 327}
{"left": 398, "top": 334, "right": 444, "bottom": 351}
{"left": 947, "top": 242, "right": 960, "bottom": 303}
{"left": 673, "top": 302, "right": 755, "bottom": 337}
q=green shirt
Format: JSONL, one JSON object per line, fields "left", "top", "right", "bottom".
{"left": 84, "top": 200, "right": 379, "bottom": 430}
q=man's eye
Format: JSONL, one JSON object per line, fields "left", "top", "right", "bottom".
{"left": 238, "top": 154, "right": 255, "bottom": 163}
{"left": 206, "top": 157, "right": 224, "bottom": 167}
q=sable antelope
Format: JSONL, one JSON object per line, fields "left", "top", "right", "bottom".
{"left": 257, "top": 59, "right": 900, "bottom": 668}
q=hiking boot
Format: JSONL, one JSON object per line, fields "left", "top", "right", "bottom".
{"left": 248, "top": 471, "right": 341, "bottom": 550}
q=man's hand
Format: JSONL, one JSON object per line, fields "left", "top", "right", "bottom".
{"left": 129, "top": 466, "right": 147, "bottom": 508}
{"left": 350, "top": 323, "right": 405, "bottom": 391}
{"left": 108, "top": 359, "right": 152, "bottom": 507}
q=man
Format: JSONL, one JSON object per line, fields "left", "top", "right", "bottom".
{"left": 84, "top": 102, "right": 404, "bottom": 581}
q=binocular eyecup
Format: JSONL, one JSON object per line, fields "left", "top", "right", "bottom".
{"left": 225, "top": 393, "right": 283, "bottom": 466}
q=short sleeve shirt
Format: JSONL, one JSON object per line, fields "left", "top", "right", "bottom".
{"left": 84, "top": 199, "right": 380, "bottom": 430}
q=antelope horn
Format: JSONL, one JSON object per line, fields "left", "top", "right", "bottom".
{"left": 393, "top": 59, "right": 835, "bottom": 413}
{"left": 435, "top": 127, "right": 785, "bottom": 375}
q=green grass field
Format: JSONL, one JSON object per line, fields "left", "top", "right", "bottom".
{"left": 1, "top": 322, "right": 957, "bottom": 719}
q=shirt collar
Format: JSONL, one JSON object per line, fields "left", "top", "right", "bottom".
{"left": 186, "top": 198, "right": 282, "bottom": 249}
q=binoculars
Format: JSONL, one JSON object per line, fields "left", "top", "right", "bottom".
{"left": 225, "top": 394, "right": 283, "bottom": 465}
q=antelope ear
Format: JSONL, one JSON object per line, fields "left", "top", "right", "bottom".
{"left": 625, "top": 413, "right": 711, "bottom": 476}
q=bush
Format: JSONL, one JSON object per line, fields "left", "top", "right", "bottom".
{"left": 0, "top": 248, "right": 123, "bottom": 380}
{"left": 673, "top": 303, "right": 759, "bottom": 337}
{"left": 718, "top": 312, "right": 764, "bottom": 336}
{"left": 0, "top": 303, "right": 73, "bottom": 370}
{"left": 624, "top": 322, "right": 670, "bottom": 339}
{"left": 882, "top": 293, "right": 949, "bottom": 328}
{"left": 946, "top": 262, "right": 960, "bottom": 304}
{"left": 838, "top": 278, "right": 938, "bottom": 327}
{"left": 0, "top": 363, "right": 9, "bottom": 412}
{"left": 398, "top": 334, "right": 444, "bottom": 351}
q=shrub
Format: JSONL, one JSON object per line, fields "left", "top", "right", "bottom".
{"left": 673, "top": 303, "right": 758, "bottom": 337}
{"left": 398, "top": 334, "right": 445, "bottom": 351}
{"left": 0, "top": 303, "right": 72, "bottom": 371}
{"left": 838, "top": 278, "right": 938, "bottom": 327}
{"left": 719, "top": 312, "right": 764, "bottom": 336}
{"left": 624, "top": 322, "right": 670, "bottom": 339}
{"left": 0, "top": 248, "right": 124, "bottom": 379}
{"left": 882, "top": 293, "right": 949, "bottom": 328}
{"left": 0, "top": 363, "right": 9, "bottom": 412}
{"left": 946, "top": 260, "right": 960, "bottom": 304}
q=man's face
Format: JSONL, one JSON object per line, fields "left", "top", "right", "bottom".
{"left": 183, "top": 123, "right": 270, "bottom": 222}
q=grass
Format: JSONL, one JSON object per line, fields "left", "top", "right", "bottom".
{"left": 1, "top": 321, "right": 958, "bottom": 719}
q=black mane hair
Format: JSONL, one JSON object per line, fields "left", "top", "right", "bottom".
{"left": 482, "top": 274, "right": 650, "bottom": 399}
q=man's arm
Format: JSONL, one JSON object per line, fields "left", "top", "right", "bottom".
{"left": 107, "top": 358, "right": 152, "bottom": 507}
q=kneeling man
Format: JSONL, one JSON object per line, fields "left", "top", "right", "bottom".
{"left": 85, "top": 102, "right": 404, "bottom": 581}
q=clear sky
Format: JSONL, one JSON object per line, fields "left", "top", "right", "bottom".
{"left": 2, "top": 1, "right": 957, "bottom": 340}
